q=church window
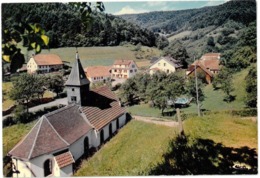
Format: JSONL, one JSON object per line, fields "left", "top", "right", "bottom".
{"left": 130, "top": 70, "right": 133, "bottom": 73}
{"left": 132, "top": 64, "right": 135, "bottom": 68}
{"left": 44, "top": 159, "right": 52, "bottom": 177}
{"left": 72, "top": 88, "right": 74, "bottom": 91}
{"left": 71, "top": 96, "right": 77, "bottom": 102}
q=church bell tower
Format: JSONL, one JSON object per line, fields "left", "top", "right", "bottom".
{"left": 65, "top": 51, "right": 90, "bottom": 106}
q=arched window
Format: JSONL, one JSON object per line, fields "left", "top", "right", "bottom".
{"left": 116, "top": 118, "right": 119, "bottom": 129}
{"left": 44, "top": 159, "right": 52, "bottom": 177}
{"left": 100, "top": 130, "right": 104, "bottom": 144}
{"left": 84, "top": 137, "right": 89, "bottom": 156}
{"left": 109, "top": 124, "right": 113, "bottom": 137}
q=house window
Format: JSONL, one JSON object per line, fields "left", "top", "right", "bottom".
{"left": 114, "top": 69, "right": 117, "bottom": 72}
{"left": 72, "top": 88, "right": 74, "bottom": 91}
{"left": 101, "top": 76, "right": 103, "bottom": 79}
{"left": 44, "top": 159, "right": 52, "bottom": 177}
{"left": 164, "top": 63, "right": 166, "bottom": 66}
{"left": 167, "top": 69, "right": 170, "bottom": 73}
{"left": 124, "top": 70, "right": 127, "bottom": 73}
{"left": 94, "top": 77, "right": 96, "bottom": 80}
{"left": 71, "top": 96, "right": 77, "bottom": 102}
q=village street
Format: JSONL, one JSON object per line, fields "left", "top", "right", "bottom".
{"left": 2, "top": 98, "right": 67, "bottom": 120}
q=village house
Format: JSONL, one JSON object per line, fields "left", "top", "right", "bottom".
{"left": 111, "top": 59, "right": 138, "bottom": 79}
{"left": 186, "top": 60, "right": 214, "bottom": 84}
{"left": 27, "top": 54, "right": 63, "bottom": 74}
{"left": 9, "top": 52, "right": 127, "bottom": 177}
{"left": 149, "top": 56, "right": 183, "bottom": 75}
{"left": 186, "top": 53, "right": 221, "bottom": 84}
{"left": 84, "top": 66, "right": 111, "bottom": 83}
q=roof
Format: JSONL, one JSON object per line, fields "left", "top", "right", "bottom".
{"left": 65, "top": 52, "right": 90, "bottom": 86}
{"left": 151, "top": 56, "right": 183, "bottom": 69}
{"left": 186, "top": 61, "right": 213, "bottom": 77}
{"left": 113, "top": 59, "right": 133, "bottom": 66}
{"left": 201, "top": 53, "right": 221, "bottom": 60}
{"left": 201, "top": 59, "right": 220, "bottom": 70}
{"left": 150, "top": 57, "right": 159, "bottom": 64}
{"left": 9, "top": 105, "right": 93, "bottom": 160}
{"left": 81, "top": 86, "right": 126, "bottom": 131}
{"left": 33, "top": 54, "right": 63, "bottom": 66}
{"left": 54, "top": 151, "right": 75, "bottom": 168}
{"left": 84, "top": 66, "right": 111, "bottom": 78}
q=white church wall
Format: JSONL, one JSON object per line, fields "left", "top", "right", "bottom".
{"left": 60, "top": 165, "right": 73, "bottom": 176}
{"left": 30, "top": 154, "right": 56, "bottom": 177}
{"left": 12, "top": 158, "right": 32, "bottom": 178}
{"left": 119, "top": 113, "right": 126, "bottom": 128}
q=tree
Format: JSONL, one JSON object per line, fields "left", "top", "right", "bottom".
{"left": 119, "top": 78, "right": 139, "bottom": 105}
{"left": 9, "top": 73, "right": 45, "bottom": 114}
{"left": 163, "top": 40, "right": 189, "bottom": 68}
{"left": 47, "top": 74, "right": 65, "bottom": 97}
{"left": 245, "top": 66, "right": 257, "bottom": 108}
{"left": 213, "top": 67, "right": 235, "bottom": 102}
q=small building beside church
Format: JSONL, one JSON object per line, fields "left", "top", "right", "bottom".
{"left": 9, "top": 52, "right": 127, "bottom": 177}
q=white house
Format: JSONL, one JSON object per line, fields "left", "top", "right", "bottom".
{"left": 27, "top": 54, "right": 63, "bottom": 74}
{"left": 149, "top": 56, "right": 182, "bottom": 75}
{"left": 9, "top": 52, "right": 127, "bottom": 177}
{"left": 111, "top": 59, "right": 138, "bottom": 79}
{"left": 84, "top": 66, "right": 111, "bottom": 83}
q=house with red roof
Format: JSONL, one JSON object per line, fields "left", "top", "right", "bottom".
{"left": 9, "top": 52, "right": 127, "bottom": 177}
{"left": 84, "top": 66, "right": 111, "bottom": 83}
{"left": 27, "top": 54, "right": 63, "bottom": 74}
{"left": 186, "top": 53, "right": 221, "bottom": 84}
{"left": 111, "top": 59, "right": 138, "bottom": 79}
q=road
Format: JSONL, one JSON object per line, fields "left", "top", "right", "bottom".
{"left": 2, "top": 98, "right": 67, "bottom": 120}
{"left": 133, "top": 115, "right": 179, "bottom": 127}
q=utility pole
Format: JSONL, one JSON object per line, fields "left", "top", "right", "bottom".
{"left": 194, "top": 56, "right": 201, "bottom": 117}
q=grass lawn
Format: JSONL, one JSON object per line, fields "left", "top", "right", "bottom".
{"left": 75, "top": 112, "right": 257, "bottom": 176}
{"left": 75, "top": 120, "right": 178, "bottom": 176}
{"left": 38, "top": 45, "right": 161, "bottom": 68}
{"left": 2, "top": 82, "right": 15, "bottom": 110}
{"left": 2, "top": 121, "right": 37, "bottom": 156}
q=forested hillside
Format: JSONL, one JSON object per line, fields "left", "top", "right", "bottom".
{"left": 2, "top": 3, "right": 163, "bottom": 48}
{"left": 120, "top": 0, "right": 256, "bottom": 58}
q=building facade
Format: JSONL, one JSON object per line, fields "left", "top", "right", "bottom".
{"left": 27, "top": 54, "right": 63, "bottom": 74}
{"left": 111, "top": 60, "right": 138, "bottom": 79}
{"left": 84, "top": 66, "right": 111, "bottom": 83}
{"left": 149, "top": 56, "right": 183, "bottom": 75}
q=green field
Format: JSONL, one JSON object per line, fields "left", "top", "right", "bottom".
{"left": 2, "top": 121, "right": 37, "bottom": 156}
{"left": 75, "top": 112, "right": 257, "bottom": 176}
{"left": 38, "top": 45, "right": 162, "bottom": 68}
{"left": 75, "top": 120, "right": 178, "bottom": 176}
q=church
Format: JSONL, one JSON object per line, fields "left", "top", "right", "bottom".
{"left": 8, "top": 52, "right": 127, "bottom": 177}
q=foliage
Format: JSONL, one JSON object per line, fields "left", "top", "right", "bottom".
{"left": 2, "top": 3, "right": 159, "bottom": 48}
{"left": 185, "top": 77, "right": 205, "bottom": 104}
{"left": 13, "top": 104, "right": 28, "bottom": 123}
{"left": 155, "top": 34, "right": 169, "bottom": 50}
{"left": 120, "top": 71, "right": 185, "bottom": 114}
{"left": 2, "top": 22, "right": 49, "bottom": 72}
{"left": 213, "top": 67, "right": 234, "bottom": 102}
{"left": 244, "top": 67, "right": 257, "bottom": 108}
{"left": 149, "top": 135, "right": 257, "bottom": 175}
{"left": 120, "top": 0, "right": 256, "bottom": 33}
{"left": 162, "top": 41, "right": 189, "bottom": 67}
{"left": 46, "top": 74, "right": 65, "bottom": 97}
{"left": 9, "top": 73, "right": 46, "bottom": 113}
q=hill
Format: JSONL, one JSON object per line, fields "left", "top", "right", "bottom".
{"left": 2, "top": 3, "right": 165, "bottom": 48}
{"left": 120, "top": 0, "right": 256, "bottom": 58}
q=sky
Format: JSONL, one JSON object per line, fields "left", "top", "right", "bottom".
{"left": 103, "top": 0, "right": 229, "bottom": 15}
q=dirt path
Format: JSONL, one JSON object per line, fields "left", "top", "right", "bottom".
{"left": 133, "top": 115, "right": 179, "bottom": 127}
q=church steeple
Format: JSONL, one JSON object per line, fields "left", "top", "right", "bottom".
{"left": 65, "top": 51, "right": 90, "bottom": 106}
